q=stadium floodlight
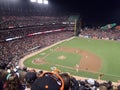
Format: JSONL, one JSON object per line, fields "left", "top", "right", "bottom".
{"left": 30, "top": 0, "right": 36, "bottom": 3}
{"left": 43, "top": 0, "right": 48, "bottom": 4}
{"left": 37, "top": 0, "right": 42, "bottom": 4}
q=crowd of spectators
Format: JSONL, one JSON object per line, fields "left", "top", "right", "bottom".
{"left": 79, "top": 28, "right": 120, "bottom": 41}
{"left": 0, "top": 24, "right": 67, "bottom": 40}
{"left": 0, "top": 30, "right": 74, "bottom": 67}
{"left": 0, "top": 63, "right": 120, "bottom": 90}
{"left": 0, "top": 16, "right": 68, "bottom": 30}
{"left": 0, "top": 15, "right": 71, "bottom": 42}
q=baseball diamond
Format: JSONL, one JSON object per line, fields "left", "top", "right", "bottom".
{"left": 23, "top": 37, "right": 120, "bottom": 82}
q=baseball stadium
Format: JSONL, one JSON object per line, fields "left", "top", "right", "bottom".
{"left": 0, "top": 0, "right": 120, "bottom": 90}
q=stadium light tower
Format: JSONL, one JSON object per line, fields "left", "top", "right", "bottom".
{"left": 43, "top": 0, "right": 48, "bottom": 4}
{"left": 30, "top": 0, "right": 36, "bottom": 3}
{"left": 30, "top": 0, "right": 48, "bottom": 4}
{"left": 37, "top": 0, "right": 42, "bottom": 4}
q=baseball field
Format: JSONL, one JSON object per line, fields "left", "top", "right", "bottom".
{"left": 24, "top": 37, "right": 120, "bottom": 82}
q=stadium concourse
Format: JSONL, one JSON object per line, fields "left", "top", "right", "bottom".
{"left": 0, "top": 16, "right": 120, "bottom": 90}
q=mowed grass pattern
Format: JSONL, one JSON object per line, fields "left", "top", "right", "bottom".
{"left": 24, "top": 37, "right": 120, "bottom": 82}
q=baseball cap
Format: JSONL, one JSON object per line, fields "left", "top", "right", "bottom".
{"left": 31, "top": 72, "right": 64, "bottom": 90}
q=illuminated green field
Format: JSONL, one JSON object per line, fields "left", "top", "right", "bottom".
{"left": 24, "top": 37, "right": 120, "bottom": 82}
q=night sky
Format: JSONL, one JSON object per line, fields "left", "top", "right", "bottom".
{"left": 50, "top": 0, "right": 120, "bottom": 27}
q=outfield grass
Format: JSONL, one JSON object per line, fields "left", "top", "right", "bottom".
{"left": 24, "top": 37, "right": 120, "bottom": 82}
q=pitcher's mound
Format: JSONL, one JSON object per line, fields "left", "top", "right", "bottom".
{"left": 58, "top": 55, "right": 66, "bottom": 60}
